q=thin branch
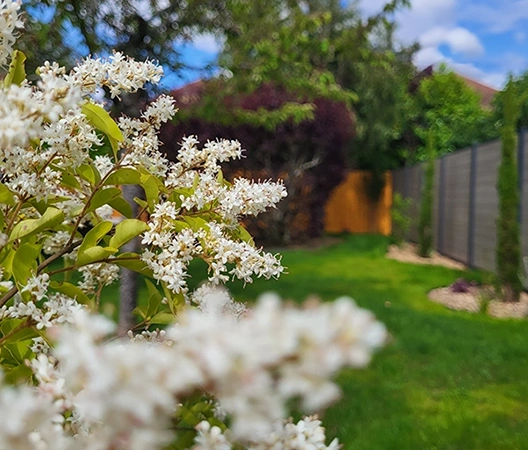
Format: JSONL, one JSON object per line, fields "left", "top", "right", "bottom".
{"left": 37, "top": 240, "right": 82, "bottom": 274}
{"left": 0, "top": 318, "right": 32, "bottom": 346}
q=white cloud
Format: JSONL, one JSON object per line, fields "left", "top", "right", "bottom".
{"left": 357, "top": 0, "right": 528, "bottom": 88}
{"left": 356, "top": 0, "right": 387, "bottom": 17}
{"left": 421, "top": 26, "right": 484, "bottom": 57}
{"left": 413, "top": 46, "right": 443, "bottom": 69}
{"left": 191, "top": 33, "right": 224, "bottom": 54}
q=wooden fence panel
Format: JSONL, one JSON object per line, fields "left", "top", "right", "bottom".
{"left": 324, "top": 171, "right": 392, "bottom": 235}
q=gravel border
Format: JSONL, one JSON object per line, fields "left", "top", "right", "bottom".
{"left": 386, "top": 243, "right": 466, "bottom": 270}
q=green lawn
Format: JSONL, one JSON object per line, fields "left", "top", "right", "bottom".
{"left": 105, "top": 234, "right": 528, "bottom": 448}
{"left": 207, "top": 235, "right": 528, "bottom": 449}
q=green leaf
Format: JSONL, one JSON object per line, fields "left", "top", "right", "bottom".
{"left": 104, "top": 167, "right": 142, "bottom": 186}
{"left": 141, "top": 174, "right": 161, "bottom": 211}
{"left": 1, "top": 248, "right": 16, "bottom": 279}
{"left": 49, "top": 281, "right": 91, "bottom": 304}
{"left": 75, "top": 163, "right": 97, "bottom": 186}
{"left": 9, "top": 207, "right": 65, "bottom": 242}
{"left": 112, "top": 252, "right": 153, "bottom": 277}
{"left": 77, "top": 246, "right": 118, "bottom": 266}
{"left": 108, "top": 196, "right": 133, "bottom": 218}
{"left": 133, "top": 197, "right": 149, "bottom": 210}
{"left": 82, "top": 103, "right": 124, "bottom": 158}
{"left": 86, "top": 187, "right": 122, "bottom": 214}
{"left": 173, "top": 220, "right": 190, "bottom": 233}
{"left": 149, "top": 312, "right": 175, "bottom": 325}
{"left": 61, "top": 171, "right": 81, "bottom": 189}
{"left": 183, "top": 216, "right": 209, "bottom": 232}
{"left": 132, "top": 305, "right": 147, "bottom": 320}
{"left": 145, "top": 279, "right": 163, "bottom": 317}
{"left": 3, "top": 50, "right": 26, "bottom": 87}
{"left": 0, "top": 183, "right": 15, "bottom": 206}
{"left": 77, "top": 221, "right": 113, "bottom": 256}
{"left": 12, "top": 243, "right": 40, "bottom": 287}
{"left": 109, "top": 219, "right": 148, "bottom": 249}
{"left": 3, "top": 364, "right": 33, "bottom": 385}
{"left": 237, "top": 225, "right": 254, "bottom": 246}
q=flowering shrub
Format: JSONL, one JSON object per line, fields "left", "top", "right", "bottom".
{"left": 0, "top": 2, "right": 387, "bottom": 448}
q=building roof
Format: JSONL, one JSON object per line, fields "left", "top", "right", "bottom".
{"left": 170, "top": 80, "right": 204, "bottom": 107}
{"left": 455, "top": 74, "right": 497, "bottom": 109}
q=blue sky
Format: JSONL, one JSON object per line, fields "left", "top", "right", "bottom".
{"left": 177, "top": 0, "right": 528, "bottom": 91}
{"left": 358, "top": 0, "right": 528, "bottom": 89}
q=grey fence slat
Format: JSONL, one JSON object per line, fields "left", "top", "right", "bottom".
{"left": 472, "top": 140, "right": 501, "bottom": 272}
{"left": 468, "top": 144, "right": 478, "bottom": 267}
{"left": 437, "top": 157, "right": 446, "bottom": 254}
{"left": 521, "top": 130, "right": 528, "bottom": 259}
{"left": 442, "top": 150, "right": 471, "bottom": 263}
{"left": 392, "top": 134, "right": 528, "bottom": 273}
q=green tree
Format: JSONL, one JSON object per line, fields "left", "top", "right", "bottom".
{"left": 19, "top": 0, "right": 232, "bottom": 79}
{"left": 193, "top": 0, "right": 416, "bottom": 200}
{"left": 418, "top": 130, "right": 435, "bottom": 257}
{"left": 496, "top": 77, "right": 522, "bottom": 302}
{"left": 492, "top": 70, "right": 528, "bottom": 129}
{"left": 329, "top": 3, "right": 417, "bottom": 192}
{"left": 410, "top": 66, "right": 496, "bottom": 161}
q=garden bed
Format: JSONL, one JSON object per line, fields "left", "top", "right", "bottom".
{"left": 429, "top": 285, "right": 528, "bottom": 319}
{"left": 387, "top": 243, "right": 528, "bottom": 319}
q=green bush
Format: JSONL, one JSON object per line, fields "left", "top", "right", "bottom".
{"left": 418, "top": 132, "right": 435, "bottom": 257}
{"left": 390, "top": 193, "right": 412, "bottom": 247}
{"left": 520, "top": 256, "right": 528, "bottom": 291}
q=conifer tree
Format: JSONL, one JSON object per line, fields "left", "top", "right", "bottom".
{"left": 418, "top": 130, "right": 435, "bottom": 257}
{"left": 496, "top": 77, "right": 522, "bottom": 302}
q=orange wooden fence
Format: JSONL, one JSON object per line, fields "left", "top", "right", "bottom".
{"left": 324, "top": 171, "right": 392, "bottom": 235}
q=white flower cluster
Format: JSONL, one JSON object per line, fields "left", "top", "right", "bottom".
{"left": 69, "top": 51, "right": 164, "bottom": 98}
{"left": 0, "top": 294, "right": 385, "bottom": 449}
{"left": 190, "top": 283, "right": 247, "bottom": 318}
{"left": 78, "top": 263, "right": 121, "bottom": 295}
{"left": 118, "top": 95, "right": 176, "bottom": 176}
{"left": 166, "top": 136, "right": 287, "bottom": 223}
{"left": 142, "top": 217, "right": 284, "bottom": 293}
{"left": 2, "top": 292, "right": 85, "bottom": 330}
{"left": 140, "top": 135, "right": 286, "bottom": 294}
{"left": 0, "top": 0, "right": 22, "bottom": 67}
{"left": 193, "top": 416, "right": 340, "bottom": 450}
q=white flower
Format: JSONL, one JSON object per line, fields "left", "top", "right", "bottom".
{"left": 0, "top": 0, "right": 23, "bottom": 67}
{"left": 20, "top": 273, "right": 50, "bottom": 300}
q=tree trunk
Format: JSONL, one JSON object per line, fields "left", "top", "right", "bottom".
{"left": 117, "top": 184, "right": 142, "bottom": 335}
